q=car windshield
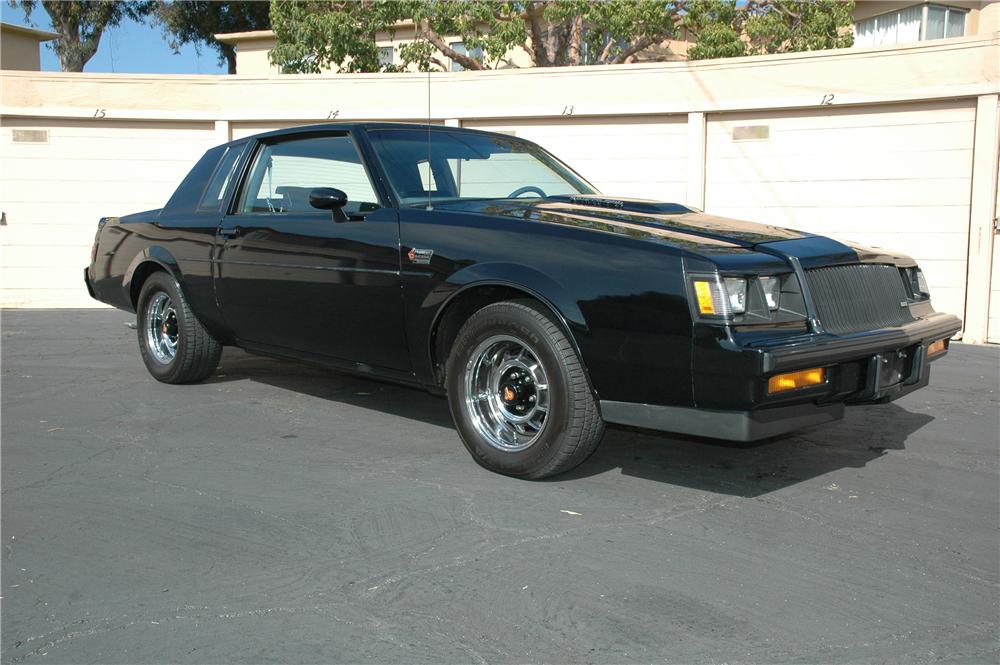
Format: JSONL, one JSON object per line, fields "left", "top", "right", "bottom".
{"left": 365, "top": 128, "right": 597, "bottom": 207}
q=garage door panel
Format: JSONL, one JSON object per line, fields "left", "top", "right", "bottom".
{"left": 709, "top": 179, "right": 970, "bottom": 208}
{"left": 2, "top": 244, "right": 90, "bottom": 268}
{"left": 0, "top": 224, "right": 97, "bottom": 247}
{"left": 708, "top": 151, "right": 973, "bottom": 182}
{"left": 465, "top": 116, "right": 687, "bottom": 202}
{"left": 1, "top": 202, "right": 167, "bottom": 226}
{"left": 8, "top": 157, "right": 200, "bottom": 182}
{"left": 706, "top": 101, "right": 975, "bottom": 327}
{"left": 704, "top": 205, "right": 970, "bottom": 235}
{"left": 6, "top": 179, "right": 180, "bottom": 207}
{"left": 0, "top": 288, "right": 109, "bottom": 309}
{"left": 1, "top": 119, "right": 216, "bottom": 308}
{"left": 712, "top": 100, "right": 975, "bottom": 130}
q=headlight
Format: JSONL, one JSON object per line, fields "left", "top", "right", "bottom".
{"left": 722, "top": 277, "right": 747, "bottom": 314}
{"left": 759, "top": 276, "right": 781, "bottom": 311}
{"left": 690, "top": 273, "right": 785, "bottom": 320}
{"left": 901, "top": 267, "right": 930, "bottom": 301}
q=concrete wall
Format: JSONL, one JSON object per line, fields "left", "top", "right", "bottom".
{"left": 1, "top": 33, "right": 998, "bottom": 341}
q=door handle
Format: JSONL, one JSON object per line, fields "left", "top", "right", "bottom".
{"left": 219, "top": 226, "right": 241, "bottom": 239}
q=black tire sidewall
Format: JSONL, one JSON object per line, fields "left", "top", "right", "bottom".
{"left": 136, "top": 273, "right": 186, "bottom": 382}
{"left": 446, "top": 303, "right": 573, "bottom": 478}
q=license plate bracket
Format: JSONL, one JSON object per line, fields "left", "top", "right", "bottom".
{"left": 877, "top": 347, "right": 915, "bottom": 390}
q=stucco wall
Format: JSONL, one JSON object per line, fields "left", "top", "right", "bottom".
{"left": 0, "top": 29, "right": 42, "bottom": 72}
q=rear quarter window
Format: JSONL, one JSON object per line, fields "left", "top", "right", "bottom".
{"left": 197, "top": 143, "right": 245, "bottom": 212}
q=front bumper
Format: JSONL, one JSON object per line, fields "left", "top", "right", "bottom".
{"left": 600, "top": 400, "right": 844, "bottom": 441}
{"left": 751, "top": 312, "right": 961, "bottom": 374}
{"left": 84, "top": 267, "right": 97, "bottom": 300}
{"left": 604, "top": 312, "right": 961, "bottom": 441}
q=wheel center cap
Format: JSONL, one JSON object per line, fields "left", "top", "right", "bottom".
{"left": 501, "top": 384, "right": 518, "bottom": 403}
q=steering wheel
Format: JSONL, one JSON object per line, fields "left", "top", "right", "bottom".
{"left": 508, "top": 185, "right": 547, "bottom": 199}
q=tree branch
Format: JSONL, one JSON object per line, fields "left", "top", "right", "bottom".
{"left": 416, "top": 17, "right": 485, "bottom": 70}
{"left": 608, "top": 35, "right": 659, "bottom": 65}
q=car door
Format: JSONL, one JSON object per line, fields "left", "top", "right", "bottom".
{"left": 215, "top": 131, "right": 410, "bottom": 372}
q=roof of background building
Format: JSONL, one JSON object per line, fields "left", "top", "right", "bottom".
{"left": 1, "top": 22, "right": 59, "bottom": 41}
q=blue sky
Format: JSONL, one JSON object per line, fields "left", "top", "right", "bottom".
{"left": 1, "top": 4, "right": 227, "bottom": 74}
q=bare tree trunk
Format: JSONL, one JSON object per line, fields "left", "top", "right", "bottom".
{"left": 221, "top": 44, "right": 237, "bottom": 74}
{"left": 568, "top": 15, "right": 582, "bottom": 66}
{"left": 43, "top": 0, "right": 107, "bottom": 72}
{"left": 524, "top": 1, "right": 551, "bottom": 66}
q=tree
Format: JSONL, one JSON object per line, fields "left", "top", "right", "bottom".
{"left": 153, "top": 1, "right": 272, "bottom": 75}
{"left": 684, "top": 0, "right": 854, "bottom": 61}
{"left": 269, "top": 0, "right": 686, "bottom": 74}
{"left": 10, "top": 0, "right": 154, "bottom": 72}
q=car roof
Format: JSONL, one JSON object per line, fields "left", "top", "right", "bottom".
{"left": 224, "top": 121, "right": 519, "bottom": 147}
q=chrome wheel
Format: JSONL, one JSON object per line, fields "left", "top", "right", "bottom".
{"left": 464, "top": 334, "right": 550, "bottom": 452}
{"left": 145, "top": 292, "right": 179, "bottom": 364}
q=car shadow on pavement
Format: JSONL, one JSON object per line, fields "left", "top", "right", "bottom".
{"left": 560, "top": 404, "right": 933, "bottom": 496}
{"left": 207, "top": 348, "right": 456, "bottom": 429}
{"left": 208, "top": 348, "right": 934, "bottom": 498}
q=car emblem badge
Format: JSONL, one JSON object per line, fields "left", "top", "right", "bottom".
{"left": 407, "top": 248, "right": 434, "bottom": 265}
{"left": 503, "top": 386, "right": 515, "bottom": 402}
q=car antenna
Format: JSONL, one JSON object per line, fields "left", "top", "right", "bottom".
{"left": 426, "top": 68, "right": 435, "bottom": 211}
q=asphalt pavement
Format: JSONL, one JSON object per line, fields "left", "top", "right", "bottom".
{"left": 2, "top": 309, "right": 998, "bottom": 664}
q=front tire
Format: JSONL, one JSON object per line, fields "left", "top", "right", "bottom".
{"left": 446, "top": 300, "right": 604, "bottom": 479}
{"left": 136, "top": 271, "right": 221, "bottom": 384}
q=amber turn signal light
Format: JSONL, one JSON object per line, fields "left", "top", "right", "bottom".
{"left": 767, "top": 367, "right": 826, "bottom": 394}
{"left": 693, "top": 280, "right": 716, "bottom": 315}
{"left": 927, "top": 338, "right": 947, "bottom": 357}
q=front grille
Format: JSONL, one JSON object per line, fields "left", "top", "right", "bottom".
{"left": 805, "top": 264, "right": 914, "bottom": 335}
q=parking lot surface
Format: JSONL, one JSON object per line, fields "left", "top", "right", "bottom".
{"left": 2, "top": 309, "right": 998, "bottom": 664}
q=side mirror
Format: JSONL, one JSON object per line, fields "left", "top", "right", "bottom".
{"left": 309, "top": 187, "right": 349, "bottom": 222}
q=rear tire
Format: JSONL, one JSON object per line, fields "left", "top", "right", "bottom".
{"left": 136, "top": 271, "right": 221, "bottom": 384}
{"left": 446, "top": 300, "right": 604, "bottom": 479}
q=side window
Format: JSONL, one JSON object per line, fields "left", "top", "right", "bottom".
{"left": 239, "top": 135, "right": 381, "bottom": 215}
{"left": 198, "top": 143, "right": 244, "bottom": 212}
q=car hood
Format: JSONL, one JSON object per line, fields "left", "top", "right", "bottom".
{"left": 432, "top": 196, "right": 810, "bottom": 249}
{"left": 429, "top": 196, "right": 910, "bottom": 268}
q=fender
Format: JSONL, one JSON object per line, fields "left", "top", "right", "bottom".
{"left": 422, "top": 261, "right": 596, "bottom": 392}
{"left": 123, "top": 246, "right": 184, "bottom": 304}
{"left": 430, "top": 261, "right": 587, "bottom": 331}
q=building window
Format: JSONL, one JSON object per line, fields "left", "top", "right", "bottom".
{"left": 854, "top": 4, "right": 967, "bottom": 47}
{"left": 449, "top": 42, "right": 483, "bottom": 72}
{"left": 926, "top": 5, "right": 966, "bottom": 39}
{"left": 377, "top": 46, "right": 395, "bottom": 68}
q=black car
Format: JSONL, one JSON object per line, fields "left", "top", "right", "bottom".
{"left": 86, "top": 122, "right": 961, "bottom": 479}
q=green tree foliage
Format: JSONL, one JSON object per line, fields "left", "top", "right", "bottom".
{"left": 269, "top": 0, "right": 855, "bottom": 73}
{"left": 153, "top": 1, "right": 272, "bottom": 74}
{"left": 269, "top": 0, "right": 685, "bottom": 73}
{"left": 684, "top": 0, "right": 854, "bottom": 60}
{"left": 11, "top": 0, "right": 154, "bottom": 71}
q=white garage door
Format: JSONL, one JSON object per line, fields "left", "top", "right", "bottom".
{"left": 705, "top": 100, "right": 976, "bottom": 324}
{"left": 463, "top": 116, "right": 688, "bottom": 203}
{"left": 0, "top": 118, "right": 217, "bottom": 308}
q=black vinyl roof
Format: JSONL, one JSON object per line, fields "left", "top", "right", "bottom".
{"left": 227, "top": 121, "right": 512, "bottom": 146}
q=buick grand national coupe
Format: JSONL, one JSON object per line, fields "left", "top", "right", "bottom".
{"left": 86, "top": 123, "right": 961, "bottom": 479}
